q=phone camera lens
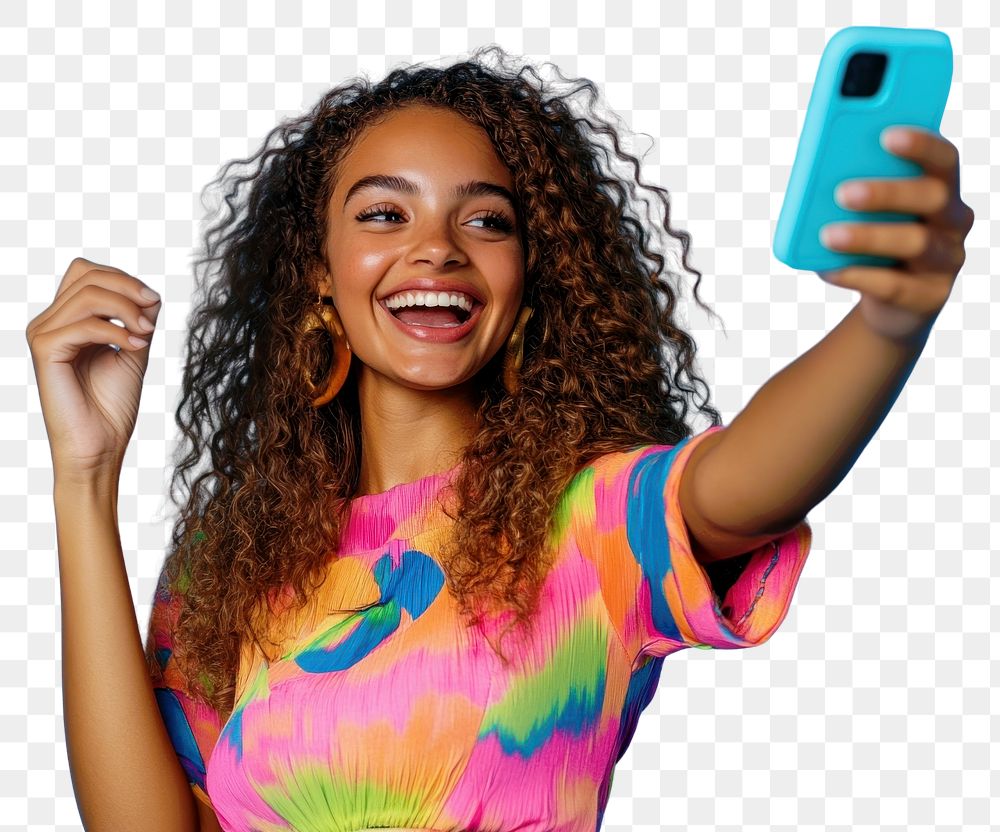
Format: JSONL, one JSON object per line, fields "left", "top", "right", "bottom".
{"left": 841, "top": 51, "right": 887, "bottom": 97}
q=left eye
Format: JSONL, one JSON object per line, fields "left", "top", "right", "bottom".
{"left": 469, "top": 211, "right": 514, "bottom": 232}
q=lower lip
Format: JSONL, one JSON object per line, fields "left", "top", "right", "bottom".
{"left": 379, "top": 301, "right": 484, "bottom": 343}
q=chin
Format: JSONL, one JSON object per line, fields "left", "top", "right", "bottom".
{"left": 392, "top": 371, "right": 475, "bottom": 392}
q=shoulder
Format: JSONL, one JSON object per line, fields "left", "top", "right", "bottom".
{"left": 555, "top": 428, "right": 727, "bottom": 532}
{"left": 549, "top": 442, "right": 676, "bottom": 542}
{"left": 586, "top": 428, "right": 725, "bottom": 483}
{"left": 567, "top": 434, "right": 695, "bottom": 496}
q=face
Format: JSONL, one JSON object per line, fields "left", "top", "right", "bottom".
{"left": 317, "top": 104, "right": 525, "bottom": 393}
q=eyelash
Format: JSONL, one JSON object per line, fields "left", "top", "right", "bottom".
{"left": 354, "top": 203, "right": 515, "bottom": 232}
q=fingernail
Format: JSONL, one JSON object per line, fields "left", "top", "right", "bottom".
{"left": 881, "top": 128, "right": 910, "bottom": 152}
{"left": 821, "top": 225, "right": 851, "bottom": 247}
{"left": 140, "top": 286, "right": 160, "bottom": 302}
{"left": 128, "top": 335, "right": 149, "bottom": 348}
{"left": 836, "top": 183, "right": 868, "bottom": 206}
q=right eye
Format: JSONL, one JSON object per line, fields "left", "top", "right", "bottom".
{"left": 355, "top": 203, "right": 407, "bottom": 223}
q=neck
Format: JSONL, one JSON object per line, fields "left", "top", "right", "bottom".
{"left": 354, "top": 368, "right": 482, "bottom": 497}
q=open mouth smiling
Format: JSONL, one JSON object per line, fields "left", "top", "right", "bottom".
{"left": 380, "top": 289, "right": 482, "bottom": 328}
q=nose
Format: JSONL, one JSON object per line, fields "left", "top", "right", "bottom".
{"left": 406, "top": 215, "right": 469, "bottom": 269}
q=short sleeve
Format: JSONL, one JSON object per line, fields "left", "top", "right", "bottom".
{"left": 144, "top": 564, "right": 223, "bottom": 812}
{"left": 589, "top": 425, "right": 812, "bottom": 663}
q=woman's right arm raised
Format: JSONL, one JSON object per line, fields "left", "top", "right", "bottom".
{"left": 26, "top": 258, "right": 205, "bottom": 831}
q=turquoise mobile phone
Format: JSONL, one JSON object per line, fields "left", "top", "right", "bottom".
{"left": 773, "top": 26, "right": 953, "bottom": 272}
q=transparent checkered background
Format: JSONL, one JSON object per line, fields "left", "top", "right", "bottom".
{"left": 5, "top": 1, "right": 996, "bottom": 830}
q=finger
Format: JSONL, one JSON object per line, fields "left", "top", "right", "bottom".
{"left": 881, "top": 126, "right": 960, "bottom": 187}
{"left": 834, "top": 176, "right": 950, "bottom": 217}
{"left": 32, "top": 317, "right": 150, "bottom": 365}
{"left": 34, "top": 283, "right": 158, "bottom": 342}
{"left": 55, "top": 257, "right": 132, "bottom": 299}
{"left": 821, "top": 265, "right": 954, "bottom": 313}
{"left": 30, "top": 269, "right": 160, "bottom": 334}
{"left": 958, "top": 200, "right": 975, "bottom": 237}
{"left": 820, "top": 221, "right": 962, "bottom": 270}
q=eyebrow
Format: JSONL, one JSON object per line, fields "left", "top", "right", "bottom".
{"left": 342, "top": 174, "right": 517, "bottom": 212}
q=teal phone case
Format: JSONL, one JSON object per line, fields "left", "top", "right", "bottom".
{"left": 773, "top": 26, "right": 953, "bottom": 272}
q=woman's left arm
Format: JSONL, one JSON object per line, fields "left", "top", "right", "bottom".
{"left": 682, "top": 126, "right": 975, "bottom": 564}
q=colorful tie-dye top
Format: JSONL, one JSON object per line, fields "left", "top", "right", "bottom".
{"left": 146, "top": 425, "right": 812, "bottom": 831}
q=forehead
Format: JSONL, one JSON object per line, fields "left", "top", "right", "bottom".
{"left": 335, "top": 105, "right": 512, "bottom": 188}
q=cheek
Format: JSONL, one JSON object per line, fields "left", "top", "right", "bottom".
{"left": 327, "top": 237, "right": 397, "bottom": 301}
{"left": 353, "top": 247, "right": 396, "bottom": 273}
{"left": 502, "top": 269, "right": 526, "bottom": 308}
{"left": 333, "top": 233, "right": 395, "bottom": 272}
{"left": 490, "top": 247, "right": 525, "bottom": 293}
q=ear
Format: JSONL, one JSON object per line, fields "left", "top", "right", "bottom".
{"left": 309, "top": 264, "right": 335, "bottom": 298}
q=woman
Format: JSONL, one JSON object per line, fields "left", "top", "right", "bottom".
{"left": 30, "top": 46, "right": 972, "bottom": 831}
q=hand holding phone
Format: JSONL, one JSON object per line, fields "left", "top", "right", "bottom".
{"left": 773, "top": 26, "right": 953, "bottom": 273}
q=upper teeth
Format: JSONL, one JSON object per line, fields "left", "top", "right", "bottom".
{"left": 385, "top": 290, "right": 475, "bottom": 312}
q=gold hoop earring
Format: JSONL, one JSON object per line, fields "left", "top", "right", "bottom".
{"left": 297, "top": 294, "right": 352, "bottom": 407}
{"left": 502, "top": 306, "right": 534, "bottom": 397}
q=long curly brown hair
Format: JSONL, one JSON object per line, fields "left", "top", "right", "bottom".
{"left": 144, "top": 45, "right": 725, "bottom": 724}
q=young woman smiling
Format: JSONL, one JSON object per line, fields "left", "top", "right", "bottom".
{"left": 29, "top": 45, "right": 972, "bottom": 832}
